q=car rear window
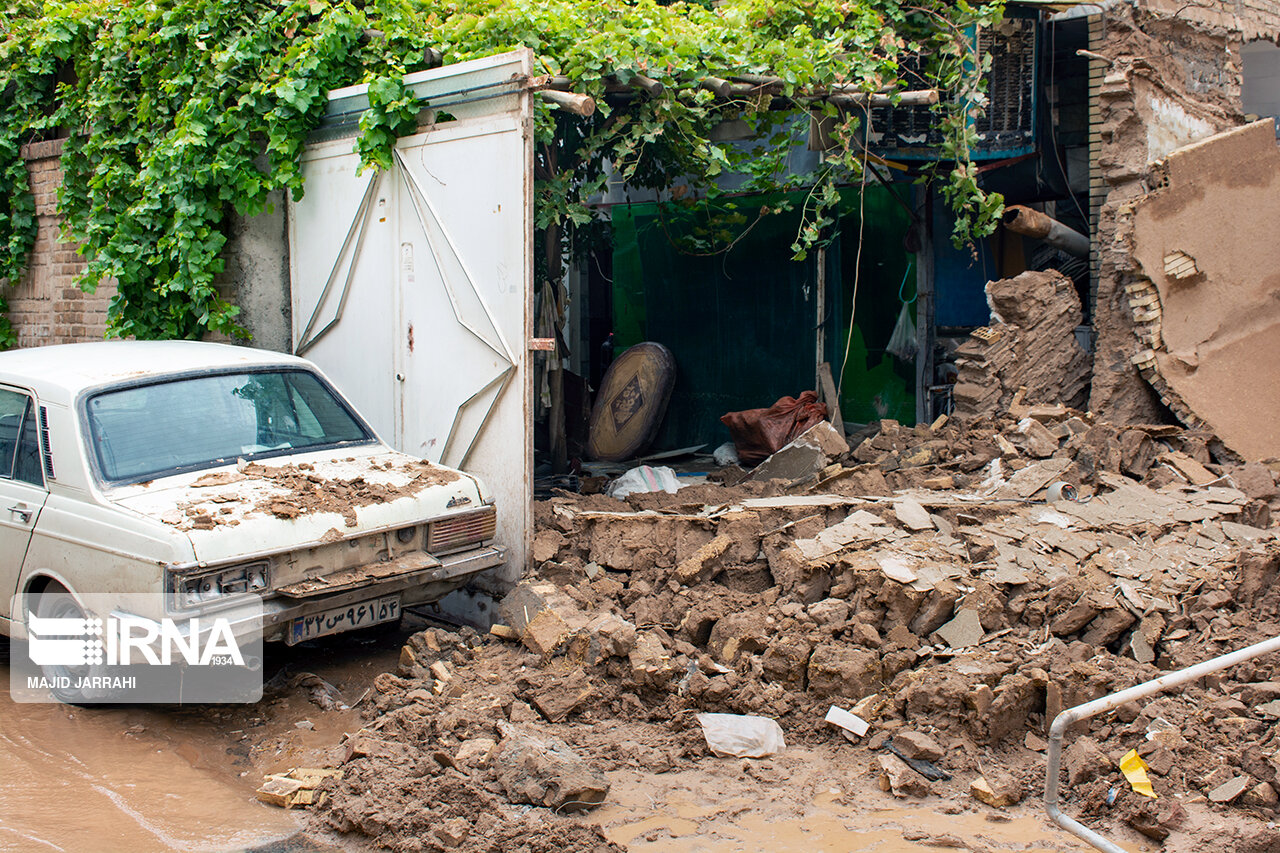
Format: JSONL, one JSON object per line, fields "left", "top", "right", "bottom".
{"left": 85, "top": 369, "right": 374, "bottom": 483}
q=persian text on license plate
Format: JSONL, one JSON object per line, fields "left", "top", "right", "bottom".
{"left": 288, "top": 595, "right": 400, "bottom": 644}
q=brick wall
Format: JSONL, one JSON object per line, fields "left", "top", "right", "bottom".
{"left": 6, "top": 138, "right": 116, "bottom": 349}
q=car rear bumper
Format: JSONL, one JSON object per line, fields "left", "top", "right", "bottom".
{"left": 253, "top": 544, "right": 506, "bottom": 641}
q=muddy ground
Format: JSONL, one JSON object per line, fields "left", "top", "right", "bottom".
{"left": 5, "top": 412, "right": 1279, "bottom": 853}
{"left": 312, "top": 413, "right": 1280, "bottom": 853}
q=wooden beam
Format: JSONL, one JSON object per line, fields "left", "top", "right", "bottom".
{"left": 698, "top": 76, "right": 734, "bottom": 98}
{"left": 539, "top": 90, "right": 596, "bottom": 117}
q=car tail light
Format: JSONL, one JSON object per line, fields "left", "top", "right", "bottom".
{"left": 426, "top": 507, "right": 496, "bottom": 554}
{"left": 170, "top": 561, "right": 269, "bottom": 609}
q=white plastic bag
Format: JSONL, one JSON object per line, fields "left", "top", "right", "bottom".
{"left": 606, "top": 465, "right": 683, "bottom": 499}
{"left": 712, "top": 441, "right": 740, "bottom": 467}
{"left": 885, "top": 302, "right": 917, "bottom": 361}
{"left": 696, "top": 713, "right": 786, "bottom": 758}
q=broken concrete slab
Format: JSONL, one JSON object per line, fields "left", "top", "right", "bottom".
{"left": 893, "top": 497, "right": 935, "bottom": 531}
{"left": 745, "top": 420, "right": 848, "bottom": 483}
{"left": 934, "top": 608, "right": 983, "bottom": 649}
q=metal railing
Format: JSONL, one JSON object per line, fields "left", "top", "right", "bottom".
{"left": 1045, "top": 633, "right": 1280, "bottom": 853}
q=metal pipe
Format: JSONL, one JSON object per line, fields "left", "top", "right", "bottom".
{"left": 1046, "top": 633, "right": 1280, "bottom": 852}
{"left": 1002, "top": 205, "right": 1091, "bottom": 258}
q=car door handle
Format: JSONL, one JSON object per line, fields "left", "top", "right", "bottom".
{"left": 8, "top": 504, "right": 32, "bottom": 524}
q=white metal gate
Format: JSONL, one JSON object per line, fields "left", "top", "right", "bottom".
{"left": 288, "top": 50, "right": 533, "bottom": 591}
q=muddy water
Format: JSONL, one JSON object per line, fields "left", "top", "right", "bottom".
{"left": 0, "top": 682, "right": 301, "bottom": 852}
{"left": 594, "top": 759, "right": 1144, "bottom": 853}
{"left": 0, "top": 626, "right": 405, "bottom": 853}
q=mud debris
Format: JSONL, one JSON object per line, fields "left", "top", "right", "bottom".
{"left": 313, "top": 411, "right": 1279, "bottom": 851}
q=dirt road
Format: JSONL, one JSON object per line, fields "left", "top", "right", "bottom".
{"left": 2, "top": 615, "right": 1108, "bottom": 853}
{"left": 0, "top": 624, "right": 407, "bottom": 853}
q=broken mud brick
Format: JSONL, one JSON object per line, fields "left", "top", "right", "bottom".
{"left": 1209, "top": 775, "right": 1252, "bottom": 804}
{"left": 807, "top": 645, "right": 882, "bottom": 700}
{"left": 761, "top": 638, "right": 813, "bottom": 689}
{"left": 1124, "top": 796, "right": 1188, "bottom": 842}
{"left": 970, "top": 765, "right": 1024, "bottom": 808}
{"left": 525, "top": 670, "right": 596, "bottom": 723}
{"left": 1064, "top": 737, "right": 1113, "bottom": 787}
{"left": 892, "top": 731, "right": 945, "bottom": 763}
{"left": 493, "top": 723, "right": 610, "bottom": 811}
{"left": 707, "top": 612, "right": 770, "bottom": 664}
{"left": 745, "top": 420, "right": 848, "bottom": 483}
{"left": 1242, "top": 782, "right": 1280, "bottom": 808}
{"left": 674, "top": 534, "right": 733, "bottom": 584}
{"left": 953, "top": 271, "right": 1090, "bottom": 420}
{"left": 876, "top": 753, "right": 933, "bottom": 798}
{"left": 1014, "top": 418, "right": 1059, "bottom": 459}
{"left": 807, "top": 597, "right": 851, "bottom": 626}
{"left": 343, "top": 734, "right": 412, "bottom": 764}
{"left": 454, "top": 738, "right": 497, "bottom": 770}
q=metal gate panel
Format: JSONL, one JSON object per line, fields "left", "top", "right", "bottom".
{"left": 288, "top": 154, "right": 396, "bottom": 435}
{"left": 288, "top": 50, "right": 533, "bottom": 588}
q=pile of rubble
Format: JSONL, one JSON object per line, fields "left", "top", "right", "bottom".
{"left": 316, "top": 410, "right": 1280, "bottom": 852}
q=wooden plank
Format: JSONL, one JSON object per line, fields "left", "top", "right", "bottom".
{"left": 817, "top": 361, "right": 844, "bottom": 434}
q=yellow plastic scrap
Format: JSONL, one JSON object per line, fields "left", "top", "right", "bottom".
{"left": 1120, "top": 749, "right": 1157, "bottom": 799}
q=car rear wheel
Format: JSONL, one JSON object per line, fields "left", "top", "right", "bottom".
{"left": 31, "top": 583, "right": 96, "bottom": 705}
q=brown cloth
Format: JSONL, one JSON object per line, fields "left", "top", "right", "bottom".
{"left": 721, "top": 391, "right": 827, "bottom": 467}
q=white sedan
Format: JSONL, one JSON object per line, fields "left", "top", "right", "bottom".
{"left": 0, "top": 341, "right": 504, "bottom": 656}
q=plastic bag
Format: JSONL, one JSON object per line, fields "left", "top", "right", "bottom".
{"left": 696, "top": 713, "right": 786, "bottom": 758}
{"left": 712, "top": 441, "right": 739, "bottom": 467}
{"left": 885, "top": 302, "right": 917, "bottom": 362}
{"left": 720, "top": 391, "right": 828, "bottom": 467}
{"left": 606, "top": 465, "right": 683, "bottom": 499}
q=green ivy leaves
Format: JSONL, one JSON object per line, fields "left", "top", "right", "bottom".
{"left": 0, "top": 0, "right": 1005, "bottom": 348}
{"left": 357, "top": 76, "right": 423, "bottom": 174}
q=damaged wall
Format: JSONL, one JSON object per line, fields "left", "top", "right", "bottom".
{"left": 6, "top": 140, "right": 290, "bottom": 351}
{"left": 1124, "top": 120, "right": 1280, "bottom": 462}
{"left": 1089, "top": 0, "right": 1280, "bottom": 423}
{"left": 952, "top": 269, "right": 1090, "bottom": 419}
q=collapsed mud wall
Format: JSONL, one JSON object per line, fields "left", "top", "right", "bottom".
{"left": 952, "top": 269, "right": 1090, "bottom": 419}
{"left": 1123, "top": 120, "right": 1280, "bottom": 463}
{"left": 1089, "top": 1, "right": 1280, "bottom": 426}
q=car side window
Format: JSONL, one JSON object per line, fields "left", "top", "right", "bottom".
{"left": 0, "top": 389, "right": 43, "bottom": 486}
{"left": 0, "top": 388, "right": 24, "bottom": 479}
{"left": 14, "top": 398, "right": 44, "bottom": 487}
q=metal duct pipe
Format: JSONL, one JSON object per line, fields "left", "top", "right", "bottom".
{"left": 1046, "top": 632, "right": 1280, "bottom": 852}
{"left": 1002, "top": 205, "right": 1091, "bottom": 258}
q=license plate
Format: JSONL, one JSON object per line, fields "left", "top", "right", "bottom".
{"left": 288, "top": 595, "right": 400, "bottom": 644}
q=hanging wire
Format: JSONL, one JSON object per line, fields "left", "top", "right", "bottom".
{"left": 837, "top": 107, "right": 873, "bottom": 400}
{"left": 898, "top": 260, "right": 916, "bottom": 304}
